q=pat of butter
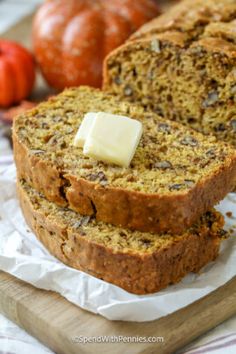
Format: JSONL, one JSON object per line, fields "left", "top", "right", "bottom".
{"left": 73, "top": 112, "right": 97, "bottom": 147}
{"left": 83, "top": 112, "right": 143, "bottom": 167}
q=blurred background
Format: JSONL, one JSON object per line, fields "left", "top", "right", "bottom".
{"left": 0, "top": 0, "right": 175, "bottom": 150}
{"left": 0, "top": 0, "right": 43, "bottom": 34}
{"left": 0, "top": 0, "right": 43, "bottom": 154}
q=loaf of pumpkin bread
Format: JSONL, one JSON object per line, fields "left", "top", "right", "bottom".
{"left": 18, "top": 180, "right": 225, "bottom": 295}
{"left": 13, "top": 86, "right": 236, "bottom": 234}
{"left": 103, "top": 0, "right": 236, "bottom": 148}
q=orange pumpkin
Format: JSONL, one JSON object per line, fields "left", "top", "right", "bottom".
{"left": 0, "top": 41, "right": 35, "bottom": 108}
{"left": 33, "top": 0, "right": 160, "bottom": 89}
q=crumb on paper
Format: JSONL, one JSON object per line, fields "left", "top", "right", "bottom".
{"left": 226, "top": 211, "right": 233, "bottom": 218}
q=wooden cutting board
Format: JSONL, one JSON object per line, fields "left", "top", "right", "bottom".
{"left": 1, "top": 271, "right": 236, "bottom": 354}
{"left": 1, "top": 9, "right": 236, "bottom": 354}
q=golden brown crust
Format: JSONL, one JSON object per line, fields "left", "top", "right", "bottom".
{"left": 13, "top": 134, "right": 66, "bottom": 206}
{"left": 13, "top": 127, "right": 236, "bottom": 234}
{"left": 129, "top": 0, "right": 236, "bottom": 41}
{"left": 18, "top": 181, "right": 223, "bottom": 295}
{"left": 191, "top": 37, "right": 236, "bottom": 57}
{"left": 103, "top": 0, "right": 236, "bottom": 150}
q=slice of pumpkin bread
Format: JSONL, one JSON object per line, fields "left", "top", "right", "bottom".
{"left": 13, "top": 86, "right": 236, "bottom": 234}
{"left": 103, "top": 0, "right": 236, "bottom": 148}
{"left": 18, "top": 180, "right": 225, "bottom": 295}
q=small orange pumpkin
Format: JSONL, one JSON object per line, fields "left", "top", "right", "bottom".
{"left": 33, "top": 0, "right": 160, "bottom": 89}
{"left": 0, "top": 41, "right": 35, "bottom": 108}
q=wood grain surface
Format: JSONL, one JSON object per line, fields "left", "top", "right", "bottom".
{"left": 1, "top": 272, "right": 236, "bottom": 354}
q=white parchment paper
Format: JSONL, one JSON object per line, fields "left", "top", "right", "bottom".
{"left": 0, "top": 164, "right": 236, "bottom": 322}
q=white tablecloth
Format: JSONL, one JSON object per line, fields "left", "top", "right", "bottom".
{"left": 1, "top": 2, "right": 236, "bottom": 354}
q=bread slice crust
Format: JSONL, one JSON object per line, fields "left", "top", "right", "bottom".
{"left": 18, "top": 180, "right": 224, "bottom": 295}
{"left": 103, "top": 0, "right": 236, "bottom": 149}
{"left": 13, "top": 87, "right": 236, "bottom": 234}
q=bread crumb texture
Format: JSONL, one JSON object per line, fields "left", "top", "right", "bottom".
{"left": 14, "top": 86, "right": 236, "bottom": 194}
{"left": 18, "top": 180, "right": 225, "bottom": 294}
{"left": 104, "top": 0, "right": 236, "bottom": 148}
{"left": 13, "top": 86, "right": 236, "bottom": 234}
